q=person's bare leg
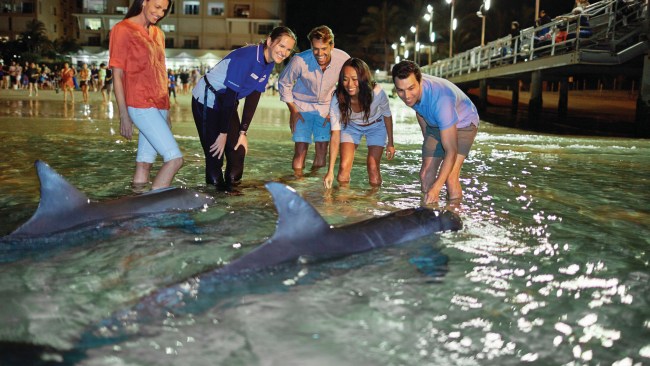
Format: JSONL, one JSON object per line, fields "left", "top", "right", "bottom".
{"left": 293, "top": 142, "right": 309, "bottom": 176}
{"left": 151, "top": 157, "right": 183, "bottom": 190}
{"left": 367, "top": 146, "right": 384, "bottom": 187}
{"left": 445, "top": 154, "right": 467, "bottom": 200}
{"left": 420, "top": 157, "right": 442, "bottom": 193}
{"left": 312, "top": 141, "right": 329, "bottom": 169}
{"left": 133, "top": 161, "right": 153, "bottom": 185}
{"left": 337, "top": 142, "right": 357, "bottom": 185}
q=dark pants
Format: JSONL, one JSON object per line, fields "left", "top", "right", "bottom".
{"left": 191, "top": 97, "right": 245, "bottom": 190}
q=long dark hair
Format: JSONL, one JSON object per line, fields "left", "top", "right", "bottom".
{"left": 124, "top": 0, "right": 173, "bottom": 21}
{"left": 335, "top": 58, "right": 375, "bottom": 127}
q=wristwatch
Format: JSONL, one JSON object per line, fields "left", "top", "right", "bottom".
{"left": 239, "top": 130, "right": 247, "bottom": 136}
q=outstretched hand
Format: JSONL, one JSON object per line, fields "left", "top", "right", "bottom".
{"left": 289, "top": 110, "right": 304, "bottom": 134}
{"left": 424, "top": 186, "right": 441, "bottom": 204}
{"left": 385, "top": 145, "right": 396, "bottom": 160}
{"left": 209, "top": 133, "right": 228, "bottom": 159}
{"left": 234, "top": 134, "right": 248, "bottom": 154}
{"left": 323, "top": 172, "right": 334, "bottom": 189}
{"left": 120, "top": 115, "right": 134, "bottom": 141}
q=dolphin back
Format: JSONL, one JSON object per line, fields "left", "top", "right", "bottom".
{"left": 264, "top": 182, "right": 330, "bottom": 242}
{"left": 6, "top": 160, "right": 214, "bottom": 238}
{"left": 8, "top": 160, "right": 90, "bottom": 237}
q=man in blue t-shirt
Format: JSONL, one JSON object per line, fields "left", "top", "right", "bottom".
{"left": 392, "top": 60, "right": 479, "bottom": 204}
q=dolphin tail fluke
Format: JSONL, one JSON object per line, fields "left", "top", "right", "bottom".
{"left": 264, "top": 182, "right": 329, "bottom": 241}
{"left": 34, "top": 160, "right": 89, "bottom": 217}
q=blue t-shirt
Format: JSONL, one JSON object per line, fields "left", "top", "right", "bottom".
{"left": 412, "top": 75, "right": 479, "bottom": 130}
{"left": 192, "top": 43, "right": 273, "bottom": 106}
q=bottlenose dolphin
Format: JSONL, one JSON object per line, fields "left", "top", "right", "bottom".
{"left": 108, "top": 182, "right": 462, "bottom": 324}
{"left": 4, "top": 160, "right": 215, "bottom": 239}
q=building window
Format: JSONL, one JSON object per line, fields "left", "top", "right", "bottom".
{"left": 183, "top": 1, "right": 199, "bottom": 15}
{"left": 53, "top": 24, "right": 57, "bottom": 33}
{"left": 115, "top": 6, "right": 127, "bottom": 15}
{"left": 109, "top": 19, "right": 120, "bottom": 30}
{"left": 165, "top": 37, "right": 174, "bottom": 48}
{"left": 160, "top": 24, "right": 175, "bottom": 33}
{"left": 21, "top": 1, "right": 35, "bottom": 13}
{"left": 258, "top": 24, "right": 274, "bottom": 35}
{"left": 83, "top": 0, "right": 104, "bottom": 14}
{"left": 84, "top": 18, "right": 102, "bottom": 30}
{"left": 52, "top": 6, "right": 56, "bottom": 15}
{"left": 183, "top": 37, "right": 199, "bottom": 49}
{"left": 208, "top": 2, "right": 224, "bottom": 16}
{"left": 234, "top": 4, "right": 250, "bottom": 18}
{"left": 2, "top": 2, "right": 12, "bottom": 13}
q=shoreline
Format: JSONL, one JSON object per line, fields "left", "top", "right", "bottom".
{"left": 0, "top": 86, "right": 642, "bottom": 137}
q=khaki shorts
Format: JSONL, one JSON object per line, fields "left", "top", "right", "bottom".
{"left": 422, "top": 124, "right": 478, "bottom": 158}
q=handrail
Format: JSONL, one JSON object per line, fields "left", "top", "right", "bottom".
{"left": 422, "top": 0, "right": 647, "bottom": 78}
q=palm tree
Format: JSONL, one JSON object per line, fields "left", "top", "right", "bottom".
{"left": 357, "top": 1, "right": 402, "bottom": 72}
{"left": 53, "top": 37, "right": 82, "bottom": 56}
{"left": 20, "top": 20, "right": 53, "bottom": 56}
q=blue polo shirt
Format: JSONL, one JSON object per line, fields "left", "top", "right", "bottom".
{"left": 192, "top": 43, "right": 273, "bottom": 106}
{"left": 412, "top": 75, "right": 479, "bottom": 130}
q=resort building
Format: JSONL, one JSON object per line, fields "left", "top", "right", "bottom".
{"left": 1, "top": 0, "right": 286, "bottom": 68}
{"left": 0, "top": 0, "right": 78, "bottom": 41}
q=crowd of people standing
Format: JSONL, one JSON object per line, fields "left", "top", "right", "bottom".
{"left": 0, "top": 59, "right": 204, "bottom": 105}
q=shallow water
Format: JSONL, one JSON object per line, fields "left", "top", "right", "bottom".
{"left": 0, "top": 94, "right": 648, "bottom": 365}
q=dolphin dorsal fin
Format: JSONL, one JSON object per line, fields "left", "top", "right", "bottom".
{"left": 34, "top": 160, "right": 89, "bottom": 216}
{"left": 265, "top": 182, "right": 329, "bottom": 240}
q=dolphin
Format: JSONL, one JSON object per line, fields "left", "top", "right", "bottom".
{"left": 4, "top": 160, "right": 215, "bottom": 239}
{"left": 106, "top": 182, "right": 462, "bottom": 325}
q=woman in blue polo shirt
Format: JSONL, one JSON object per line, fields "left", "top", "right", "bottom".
{"left": 192, "top": 26, "right": 296, "bottom": 191}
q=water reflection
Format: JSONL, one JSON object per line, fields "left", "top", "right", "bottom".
{"left": 0, "top": 92, "right": 648, "bottom": 365}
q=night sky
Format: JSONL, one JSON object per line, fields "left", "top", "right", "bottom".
{"left": 285, "top": 0, "right": 577, "bottom": 53}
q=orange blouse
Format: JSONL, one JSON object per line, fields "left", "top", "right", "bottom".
{"left": 60, "top": 67, "right": 75, "bottom": 87}
{"left": 108, "top": 19, "right": 170, "bottom": 110}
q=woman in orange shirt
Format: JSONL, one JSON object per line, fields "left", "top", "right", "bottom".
{"left": 60, "top": 62, "right": 75, "bottom": 103}
{"left": 109, "top": 0, "right": 182, "bottom": 190}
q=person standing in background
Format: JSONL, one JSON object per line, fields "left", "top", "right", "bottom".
{"left": 78, "top": 63, "right": 90, "bottom": 104}
{"left": 60, "top": 62, "right": 75, "bottom": 103}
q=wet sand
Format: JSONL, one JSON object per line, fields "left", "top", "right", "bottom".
{"left": 477, "top": 88, "right": 637, "bottom": 121}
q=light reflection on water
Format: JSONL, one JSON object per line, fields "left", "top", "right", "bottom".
{"left": 0, "top": 94, "right": 648, "bottom": 365}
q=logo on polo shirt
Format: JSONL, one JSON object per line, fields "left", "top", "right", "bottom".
{"left": 251, "top": 73, "right": 267, "bottom": 83}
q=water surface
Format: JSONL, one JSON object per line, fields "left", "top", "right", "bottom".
{"left": 0, "top": 93, "right": 648, "bottom": 365}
